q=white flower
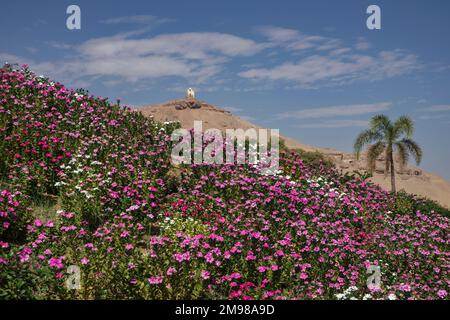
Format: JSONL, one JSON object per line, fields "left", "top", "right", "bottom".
{"left": 335, "top": 293, "right": 345, "bottom": 300}
{"left": 346, "top": 286, "right": 358, "bottom": 293}
{"left": 388, "top": 293, "right": 397, "bottom": 300}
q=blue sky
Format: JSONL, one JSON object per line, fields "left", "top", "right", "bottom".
{"left": 2, "top": 0, "right": 450, "bottom": 180}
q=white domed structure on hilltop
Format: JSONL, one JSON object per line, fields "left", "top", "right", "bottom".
{"left": 186, "top": 88, "right": 195, "bottom": 99}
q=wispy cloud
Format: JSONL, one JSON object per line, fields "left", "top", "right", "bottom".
{"left": 417, "top": 114, "right": 447, "bottom": 121}
{"left": 297, "top": 119, "right": 369, "bottom": 129}
{"left": 355, "top": 37, "right": 371, "bottom": 51}
{"left": 223, "top": 106, "right": 243, "bottom": 113}
{"left": 101, "top": 15, "right": 174, "bottom": 25}
{"left": 239, "top": 26, "right": 417, "bottom": 87}
{"left": 257, "top": 26, "right": 341, "bottom": 51}
{"left": 239, "top": 51, "right": 417, "bottom": 87}
{"left": 1, "top": 24, "right": 420, "bottom": 90}
{"left": 71, "top": 32, "right": 266, "bottom": 83}
{"left": 239, "top": 115, "right": 257, "bottom": 122}
{"left": 3, "top": 31, "right": 266, "bottom": 85}
{"left": 278, "top": 102, "right": 392, "bottom": 120}
{"left": 417, "top": 104, "right": 450, "bottom": 122}
{"left": 420, "top": 104, "right": 450, "bottom": 112}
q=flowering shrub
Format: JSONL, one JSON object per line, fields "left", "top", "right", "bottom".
{"left": 0, "top": 65, "right": 449, "bottom": 300}
{"left": 0, "top": 189, "right": 31, "bottom": 242}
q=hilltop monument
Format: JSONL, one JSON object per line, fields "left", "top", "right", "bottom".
{"left": 186, "top": 88, "right": 195, "bottom": 99}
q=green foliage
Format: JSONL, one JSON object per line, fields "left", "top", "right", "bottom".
{"left": 291, "top": 149, "right": 333, "bottom": 169}
{"left": 393, "top": 191, "right": 450, "bottom": 218}
{"left": 159, "top": 215, "right": 209, "bottom": 240}
{"left": 353, "top": 114, "right": 422, "bottom": 193}
{"left": 0, "top": 255, "right": 63, "bottom": 299}
{"left": 339, "top": 170, "right": 373, "bottom": 184}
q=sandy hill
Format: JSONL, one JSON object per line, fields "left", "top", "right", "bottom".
{"left": 137, "top": 98, "right": 450, "bottom": 208}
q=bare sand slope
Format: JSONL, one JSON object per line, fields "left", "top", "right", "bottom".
{"left": 137, "top": 98, "right": 450, "bottom": 208}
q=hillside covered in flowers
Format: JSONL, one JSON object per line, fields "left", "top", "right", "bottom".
{"left": 0, "top": 65, "right": 448, "bottom": 300}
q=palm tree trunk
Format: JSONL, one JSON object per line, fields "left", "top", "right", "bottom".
{"left": 390, "top": 152, "right": 396, "bottom": 194}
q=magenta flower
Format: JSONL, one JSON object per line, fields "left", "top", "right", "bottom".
{"left": 437, "top": 290, "right": 447, "bottom": 299}
{"left": 48, "top": 257, "right": 64, "bottom": 269}
{"left": 148, "top": 276, "right": 164, "bottom": 285}
{"left": 201, "top": 270, "right": 210, "bottom": 280}
{"left": 257, "top": 266, "right": 267, "bottom": 273}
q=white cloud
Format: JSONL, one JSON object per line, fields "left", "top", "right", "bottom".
{"left": 417, "top": 114, "right": 447, "bottom": 121}
{"left": 239, "top": 115, "right": 257, "bottom": 122}
{"left": 3, "top": 31, "right": 267, "bottom": 85}
{"left": 420, "top": 104, "right": 450, "bottom": 112}
{"left": 242, "top": 26, "right": 417, "bottom": 87}
{"left": 79, "top": 32, "right": 264, "bottom": 60}
{"left": 52, "top": 32, "right": 267, "bottom": 83}
{"left": 223, "top": 106, "right": 243, "bottom": 113}
{"left": 297, "top": 120, "right": 369, "bottom": 129}
{"left": 257, "top": 26, "right": 341, "bottom": 51}
{"left": 278, "top": 102, "right": 392, "bottom": 120}
{"left": 355, "top": 37, "right": 371, "bottom": 50}
{"left": 2, "top": 25, "right": 419, "bottom": 89}
{"left": 101, "top": 15, "right": 174, "bottom": 25}
{"left": 239, "top": 50, "right": 417, "bottom": 87}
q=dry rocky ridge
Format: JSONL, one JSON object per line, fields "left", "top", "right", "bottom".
{"left": 137, "top": 98, "right": 450, "bottom": 208}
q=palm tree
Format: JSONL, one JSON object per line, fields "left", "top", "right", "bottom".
{"left": 354, "top": 115, "right": 422, "bottom": 193}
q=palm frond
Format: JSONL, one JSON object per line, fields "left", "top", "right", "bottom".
{"left": 399, "top": 138, "right": 423, "bottom": 165}
{"left": 354, "top": 129, "right": 380, "bottom": 159}
{"left": 367, "top": 142, "right": 385, "bottom": 172}
{"left": 370, "top": 114, "right": 391, "bottom": 132}
{"left": 395, "top": 141, "right": 410, "bottom": 169}
{"left": 394, "top": 115, "right": 414, "bottom": 139}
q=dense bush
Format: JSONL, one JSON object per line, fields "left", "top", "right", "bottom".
{"left": 289, "top": 149, "right": 334, "bottom": 170}
{"left": 393, "top": 191, "right": 450, "bottom": 218}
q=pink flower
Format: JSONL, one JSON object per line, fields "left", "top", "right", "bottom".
{"left": 173, "top": 252, "right": 191, "bottom": 263}
{"left": 109, "top": 191, "right": 120, "bottom": 199}
{"left": 437, "top": 290, "right": 447, "bottom": 299}
{"left": 399, "top": 283, "right": 411, "bottom": 292}
{"left": 257, "top": 266, "right": 267, "bottom": 273}
{"left": 166, "top": 267, "right": 177, "bottom": 276}
{"left": 201, "top": 270, "right": 210, "bottom": 280}
{"left": 81, "top": 257, "right": 89, "bottom": 265}
{"left": 148, "top": 276, "right": 163, "bottom": 285}
{"left": 231, "top": 272, "right": 241, "bottom": 279}
{"left": 245, "top": 252, "right": 256, "bottom": 261}
{"left": 48, "top": 257, "right": 64, "bottom": 269}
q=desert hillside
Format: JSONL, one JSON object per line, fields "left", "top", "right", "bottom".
{"left": 138, "top": 98, "right": 450, "bottom": 208}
